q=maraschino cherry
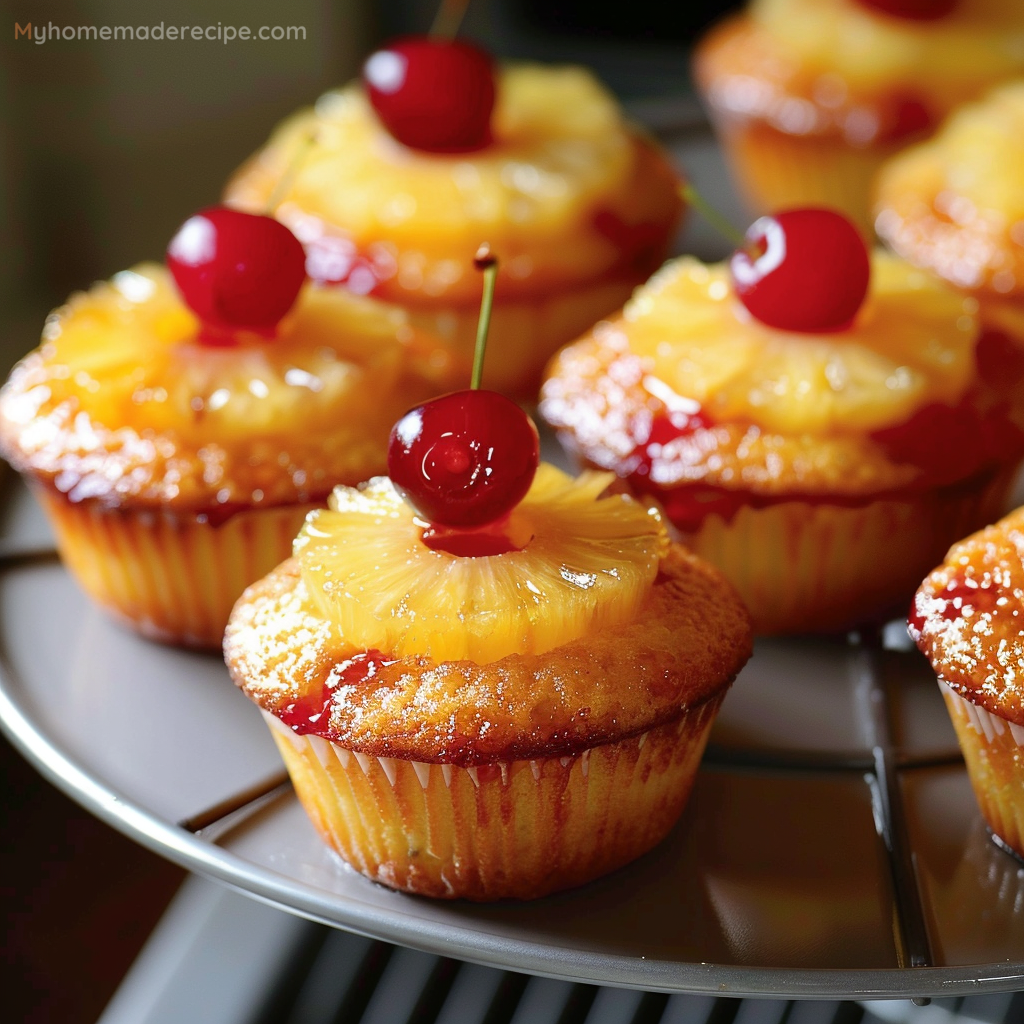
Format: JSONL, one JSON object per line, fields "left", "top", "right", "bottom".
{"left": 730, "top": 208, "right": 870, "bottom": 333}
{"left": 388, "top": 246, "right": 540, "bottom": 530}
{"left": 681, "top": 185, "right": 871, "bottom": 333}
{"left": 166, "top": 207, "right": 306, "bottom": 336}
{"left": 855, "top": 0, "right": 957, "bottom": 21}
{"left": 362, "top": 0, "right": 495, "bottom": 153}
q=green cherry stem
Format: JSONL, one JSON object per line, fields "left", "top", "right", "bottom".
{"left": 471, "top": 243, "right": 498, "bottom": 390}
{"left": 681, "top": 182, "right": 746, "bottom": 248}
{"left": 430, "top": 0, "right": 471, "bottom": 40}
{"left": 264, "top": 130, "right": 318, "bottom": 213}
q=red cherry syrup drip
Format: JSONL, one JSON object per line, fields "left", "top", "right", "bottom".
{"left": 276, "top": 650, "right": 392, "bottom": 741}
{"left": 855, "top": 0, "right": 957, "bottom": 21}
{"left": 593, "top": 209, "right": 669, "bottom": 279}
{"left": 623, "top": 408, "right": 751, "bottom": 532}
{"left": 625, "top": 408, "right": 712, "bottom": 480}
{"left": 885, "top": 94, "right": 934, "bottom": 143}
{"left": 421, "top": 521, "right": 522, "bottom": 557}
{"left": 873, "top": 331, "right": 1024, "bottom": 486}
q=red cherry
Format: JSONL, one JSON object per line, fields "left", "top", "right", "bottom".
{"left": 166, "top": 206, "right": 306, "bottom": 333}
{"left": 363, "top": 37, "right": 495, "bottom": 153}
{"left": 855, "top": 0, "right": 957, "bottom": 21}
{"left": 730, "top": 208, "right": 870, "bottom": 333}
{"left": 388, "top": 390, "right": 539, "bottom": 528}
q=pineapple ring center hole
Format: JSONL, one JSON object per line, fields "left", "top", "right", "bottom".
{"left": 420, "top": 521, "right": 527, "bottom": 558}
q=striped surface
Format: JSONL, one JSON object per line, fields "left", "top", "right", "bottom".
{"left": 34, "top": 488, "right": 316, "bottom": 648}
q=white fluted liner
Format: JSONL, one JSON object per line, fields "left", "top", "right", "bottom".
{"left": 940, "top": 680, "right": 1024, "bottom": 859}
{"left": 34, "top": 487, "right": 317, "bottom": 648}
{"left": 680, "top": 467, "right": 1017, "bottom": 635}
{"left": 259, "top": 698, "right": 723, "bottom": 901}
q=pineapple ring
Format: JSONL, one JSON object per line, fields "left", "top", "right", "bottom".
{"left": 225, "top": 64, "right": 679, "bottom": 304}
{"left": 0, "top": 265, "right": 451, "bottom": 509}
{"left": 619, "top": 253, "right": 978, "bottom": 435}
{"left": 294, "top": 464, "right": 669, "bottom": 664}
{"left": 875, "top": 81, "right": 1024, "bottom": 298}
{"left": 753, "top": 0, "right": 1024, "bottom": 104}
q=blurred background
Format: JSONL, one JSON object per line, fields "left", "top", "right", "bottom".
{"left": 0, "top": 0, "right": 742, "bottom": 370}
{"left": 0, "top": 1, "right": 740, "bottom": 1021}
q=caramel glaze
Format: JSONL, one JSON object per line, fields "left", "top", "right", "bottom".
{"left": 224, "top": 80, "right": 682, "bottom": 309}
{"left": 695, "top": 17, "right": 936, "bottom": 148}
{"left": 0, "top": 397, "right": 369, "bottom": 522}
{"left": 913, "top": 505, "right": 1024, "bottom": 727}
{"left": 540, "top": 328, "right": 1024, "bottom": 523}
{"left": 224, "top": 546, "right": 753, "bottom": 768}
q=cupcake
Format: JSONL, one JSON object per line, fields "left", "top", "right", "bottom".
{"left": 224, "top": 461, "right": 752, "bottom": 900}
{"left": 0, "top": 209, "right": 451, "bottom": 648}
{"left": 225, "top": 313, "right": 750, "bottom": 899}
{"left": 695, "top": 0, "right": 1024, "bottom": 233}
{"left": 875, "top": 79, "right": 1024, "bottom": 333}
{"left": 541, "top": 208, "right": 1024, "bottom": 634}
{"left": 910, "top": 504, "right": 1024, "bottom": 861}
{"left": 224, "top": 43, "right": 683, "bottom": 398}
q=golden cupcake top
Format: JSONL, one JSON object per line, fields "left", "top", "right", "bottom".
{"left": 228, "top": 253, "right": 752, "bottom": 765}
{"left": 911, "top": 504, "right": 1024, "bottom": 725}
{"left": 697, "top": 0, "right": 1024, "bottom": 145}
{"left": 755, "top": 0, "right": 1024, "bottom": 98}
{"left": 224, "top": 467, "right": 752, "bottom": 766}
{"left": 541, "top": 245, "right": 1024, "bottom": 497}
{"left": 875, "top": 81, "right": 1024, "bottom": 297}
{"left": 617, "top": 252, "right": 975, "bottom": 434}
{"left": 0, "top": 264, "right": 449, "bottom": 511}
{"left": 224, "top": 63, "right": 682, "bottom": 306}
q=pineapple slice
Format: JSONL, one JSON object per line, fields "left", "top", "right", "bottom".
{"left": 226, "top": 64, "right": 676, "bottom": 304}
{"left": 622, "top": 254, "right": 977, "bottom": 435}
{"left": 26, "top": 264, "right": 447, "bottom": 449}
{"left": 754, "top": 0, "right": 1024, "bottom": 105}
{"left": 294, "top": 464, "right": 669, "bottom": 664}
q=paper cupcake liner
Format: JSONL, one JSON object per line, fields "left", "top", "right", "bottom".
{"left": 707, "top": 117, "right": 890, "bottom": 235}
{"left": 676, "top": 469, "right": 1017, "bottom": 635}
{"left": 33, "top": 486, "right": 316, "bottom": 648}
{"left": 263, "top": 696, "right": 723, "bottom": 901}
{"left": 940, "top": 682, "right": 1024, "bottom": 861}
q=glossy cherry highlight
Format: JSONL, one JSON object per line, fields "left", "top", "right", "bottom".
{"left": 730, "top": 208, "right": 870, "bottom": 333}
{"left": 388, "top": 390, "right": 540, "bottom": 528}
{"left": 855, "top": 0, "right": 957, "bottom": 21}
{"left": 363, "top": 37, "right": 495, "bottom": 153}
{"left": 167, "top": 206, "right": 306, "bottom": 333}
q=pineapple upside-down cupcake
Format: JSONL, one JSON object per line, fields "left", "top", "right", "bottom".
{"left": 910, "top": 505, "right": 1024, "bottom": 861}
{"left": 695, "top": 0, "right": 1024, "bottom": 233}
{"left": 541, "top": 207, "right": 1024, "bottom": 634}
{"left": 875, "top": 80, "right": 1024, "bottom": 341}
{"left": 0, "top": 209, "right": 450, "bottom": 648}
{"left": 224, "top": 39, "right": 683, "bottom": 398}
{"left": 224, "top": 338, "right": 752, "bottom": 899}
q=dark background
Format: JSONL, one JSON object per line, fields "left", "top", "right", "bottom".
{"left": 0, "top": 1, "right": 740, "bottom": 1021}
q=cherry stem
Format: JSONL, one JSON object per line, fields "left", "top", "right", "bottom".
{"left": 430, "top": 0, "right": 471, "bottom": 40}
{"left": 265, "top": 130, "right": 317, "bottom": 213}
{"left": 680, "top": 182, "right": 746, "bottom": 248}
{"left": 471, "top": 244, "right": 498, "bottom": 390}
